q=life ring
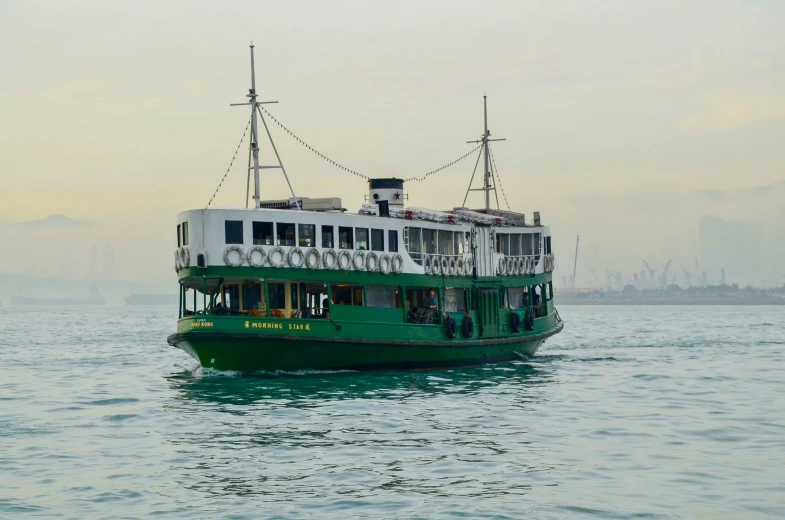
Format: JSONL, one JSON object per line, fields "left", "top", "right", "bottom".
{"left": 462, "top": 316, "right": 474, "bottom": 338}
{"left": 440, "top": 256, "right": 449, "bottom": 276}
{"left": 524, "top": 310, "right": 535, "bottom": 331}
{"left": 455, "top": 256, "right": 464, "bottom": 276}
{"left": 448, "top": 257, "right": 457, "bottom": 276}
{"left": 338, "top": 250, "right": 353, "bottom": 271}
{"left": 365, "top": 251, "right": 379, "bottom": 272}
{"left": 510, "top": 311, "right": 521, "bottom": 333}
{"left": 391, "top": 253, "right": 404, "bottom": 274}
{"left": 246, "top": 245, "right": 266, "bottom": 268}
{"left": 517, "top": 257, "right": 524, "bottom": 275}
{"left": 287, "top": 247, "right": 305, "bottom": 268}
{"left": 223, "top": 245, "right": 245, "bottom": 267}
{"left": 498, "top": 257, "right": 507, "bottom": 276}
{"left": 269, "top": 246, "right": 286, "bottom": 268}
{"left": 423, "top": 255, "right": 433, "bottom": 275}
{"left": 352, "top": 250, "right": 366, "bottom": 271}
{"left": 431, "top": 255, "right": 442, "bottom": 276}
{"left": 379, "top": 254, "right": 391, "bottom": 275}
{"left": 174, "top": 249, "right": 181, "bottom": 270}
{"left": 322, "top": 249, "right": 338, "bottom": 270}
{"left": 506, "top": 256, "right": 515, "bottom": 276}
{"left": 464, "top": 256, "right": 474, "bottom": 276}
{"left": 444, "top": 316, "right": 457, "bottom": 339}
{"left": 179, "top": 247, "right": 190, "bottom": 268}
{"left": 305, "top": 248, "right": 321, "bottom": 269}
{"left": 524, "top": 257, "right": 532, "bottom": 275}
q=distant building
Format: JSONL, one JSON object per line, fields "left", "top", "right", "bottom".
{"left": 699, "top": 216, "right": 762, "bottom": 286}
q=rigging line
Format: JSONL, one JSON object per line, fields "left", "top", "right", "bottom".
{"left": 259, "top": 106, "right": 370, "bottom": 181}
{"left": 404, "top": 144, "right": 483, "bottom": 183}
{"left": 489, "top": 144, "right": 511, "bottom": 211}
{"left": 461, "top": 146, "right": 486, "bottom": 208}
{"left": 207, "top": 115, "right": 252, "bottom": 209}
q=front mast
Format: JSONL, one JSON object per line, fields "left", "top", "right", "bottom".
{"left": 466, "top": 95, "right": 505, "bottom": 210}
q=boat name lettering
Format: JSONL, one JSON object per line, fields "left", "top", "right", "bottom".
{"left": 191, "top": 321, "right": 214, "bottom": 328}
{"left": 244, "top": 321, "right": 310, "bottom": 331}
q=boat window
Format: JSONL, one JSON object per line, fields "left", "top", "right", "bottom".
{"left": 388, "top": 230, "right": 398, "bottom": 253}
{"left": 301, "top": 282, "right": 329, "bottom": 318}
{"left": 510, "top": 234, "right": 521, "bottom": 256}
{"left": 225, "top": 221, "right": 244, "bottom": 245}
{"left": 268, "top": 282, "right": 286, "bottom": 309}
{"left": 422, "top": 228, "right": 436, "bottom": 255}
{"left": 221, "top": 284, "right": 241, "bottom": 310}
{"left": 371, "top": 229, "right": 384, "bottom": 252}
{"left": 406, "top": 227, "right": 422, "bottom": 264}
{"left": 499, "top": 233, "right": 510, "bottom": 255}
{"left": 356, "top": 228, "right": 369, "bottom": 250}
{"left": 453, "top": 232, "right": 466, "bottom": 254}
{"left": 330, "top": 283, "right": 363, "bottom": 306}
{"left": 509, "top": 287, "right": 526, "bottom": 309}
{"left": 444, "top": 288, "right": 466, "bottom": 312}
{"left": 522, "top": 234, "right": 533, "bottom": 256}
{"left": 277, "top": 223, "right": 295, "bottom": 246}
{"left": 182, "top": 222, "right": 189, "bottom": 246}
{"left": 534, "top": 233, "right": 542, "bottom": 261}
{"left": 545, "top": 236, "right": 552, "bottom": 255}
{"left": 339, "top": 227, "right": 353, "bottom": 249}
{"left": 253, "top": 222, "right": 274, "bottom": 245}
{"left": 546, "top": 282, "right": 553, "bottom": 301}
{"left": 290, "top": 283, "right": 298, "bottom": 310}
{"left": 405, "top": 287, "right": 439, "bottom": 324}
{"left": 366, "top": 285, "right": 401, "bottom": 308}
{"left": 438, "top": 230, "right": 453, "bottom": 255}
{"left": 322, "top": 225, "right": 334, "bottom": 248}
{"left": 242, "top": 281, "right": 263, "bottom": 311}
{"left": 299, "top": 224, "right": 316, "bottom": 247}
{"left": 177, "top": 224, "right": 181, "bottom": 247}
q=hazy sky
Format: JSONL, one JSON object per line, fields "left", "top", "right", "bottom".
{"left": 1, "top": 0, "right": 783, "bottom": 285}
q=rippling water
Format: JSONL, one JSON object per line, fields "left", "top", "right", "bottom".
{"left": 1, "top": 305, "right": 784, "bottom": 519}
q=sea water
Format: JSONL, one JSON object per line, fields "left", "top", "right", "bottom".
{"left": 1, "top": 305, "right": 783, "bottom": 519}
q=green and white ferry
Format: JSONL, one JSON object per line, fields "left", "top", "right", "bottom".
{"left": 168, "top": 46, "right": 563, "bottom": 371}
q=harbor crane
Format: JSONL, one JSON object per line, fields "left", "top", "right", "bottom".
{"left": 589, "top": 266, "right": 604, "bottom": 288}
{"left": 643, "top": 260, "right": 656, "bottom": 289}
{"left": 680, "top": 264, "right": 692, "bottom": 287}
{"left": 661, "top": 260, "right": 672, "bottom": 287}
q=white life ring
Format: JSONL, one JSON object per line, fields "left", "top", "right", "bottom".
{"left": 430, "top": 255, "right": 442, "bottom": 275}
{"left": 391, "top": 253, "right": 404, "bottom": 274}
{"left": 246, "top": 245, "right": 266, "bottom": 268}
{"left": 305, "top": 248, "right": 321, "bottom": 269}
{"left": 365, "top": 251, "right": 378, "bottom": 272}
{"left": 525, "top": 256, "right": 533, "bottom": 275}
{"left": 179, "top": 247, "right": 190, "bottom": 268}
{"left": 513, "top": 257, "right": 521, "bottom": 275}
{"left": 174, "top": 249, "right": 181, "bottom": 270}
{"left": 544, "top": 254, "right": 550, "bottom": 273}
{"left": 322, "top": 249, "right": 338, "bottom": 270}
{"left": 464, "top": 256, "right": 474, "bottom": 276}
{"left": 423, "top": 255, "right": 432, "bottom": 275}
{"left": 379, "top": 254, "right": 391, "bottom": 275}
{"left": 498, "top": 257, "right": 507, "bottom": 276}
{"left": 455, "top": 256, "right": 464, "bottom": 276}
{"left": 338, "top": 250, "right": 353, "bottom": 271}
{"left": 352, "top": 250, "right": 366, "bottom": 271}
{"left": 506, "top": 256, "right": 515, "bottom": 276}
{"left": 269, "top": 246, "right": 286, "bottom": 268}
{"left": 287, "top": 247, "right": 305, "bottom": 268}
{"left": 440, "top": 256, "right": 449, "bottom": 275}
{"left": 448, "top": 257, "right": 457, "bottom": 276}
{"left": 223, "top": 245, "right": 245, "bottom": 267}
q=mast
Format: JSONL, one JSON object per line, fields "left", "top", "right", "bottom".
{"left": 465, "top": 96, "right": 505, "bottom": 210}
{"left": 232, "top": 43, "right": 300, "bottom": 209}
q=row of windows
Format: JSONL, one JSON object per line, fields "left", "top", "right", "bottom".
{"left": 225, "top": 220, "right": 399, "bottom": 252}
{"left": 176, "top": 222, "right": 189, "bottom": 247}
{"left": 405, "top": 227, "right": 470, "bottom": 258}
{"left": 495, "top": 232, "right": 543, "bottom": 256}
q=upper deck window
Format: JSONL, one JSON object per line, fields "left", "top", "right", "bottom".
{"left": 438, "top": 230, "right": 453, "bottom": 255}
{"left": 253, "top": 222, "right": 274, "bottom": 245}
{"left": 177, "top": 224, "right": 181, "bottom": 247}
{"left": 356, "top": 228, "right": 369, "bottom": 250}
{"left": 339, "top": 227, "right": 353, "bottom": 249}
{"left": 510, "top": 234, "right": 521, "bottom": 256}
{"left": 182, "top": 222, "right": 189, "bottom": 246}
{"left": 422, "top": 228, "right": 436, "bottom": 255}
{"left": 406, "top": 227, "right": 422, "bottom": 264}
{"left": 523, "top": 234, "right": 534, "bottom": 256}
{"left": 277, "top": 223, "right": 295, "bottom": 246}
{"left": 371, "top": 229, "right": 384, "bottom": 252}
{"left": 388, "top": 230, "right": 398, "bottom": 253}
{"left": 322, "top": 225, "right": 334, "bottom": 248}
{"left": 299, "top": 224, "right": 315, "bottom": 248}
{"left": 225, "top": 221, "right": 243, "bottom": 244}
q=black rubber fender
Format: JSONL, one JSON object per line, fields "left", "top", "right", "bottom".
{"left": 444, "top": 316, "right": 458, "bottom": 339}
{"left": 462, "top": 316, "right": 474, "bottom": 338}
{"left": 510, "top": 311, "right": 521, "bottom": 333}
{"left": 524, "top": 310, "right": 535, "bottom": 331}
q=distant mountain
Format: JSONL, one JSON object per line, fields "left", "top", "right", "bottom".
{"left": 15, "top": 214, "right": 92, "bottom": 230}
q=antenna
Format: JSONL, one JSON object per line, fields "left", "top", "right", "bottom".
{"left": 231, "top": 44, "right": 300, "bottom": 209}
{"left": 464, "top": 96, "right": 505, "bottom": 210}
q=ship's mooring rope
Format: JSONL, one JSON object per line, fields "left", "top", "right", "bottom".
{"left": 489, "top": 143, "right": 511, "bottom": 211}
{"left": 206, "top": 115, "right": 252, "bottom": 208}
